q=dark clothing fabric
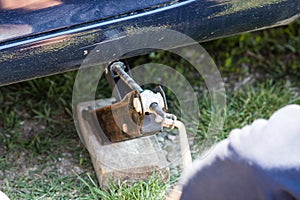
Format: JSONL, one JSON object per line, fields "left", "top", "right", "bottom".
{"left": 180, "top": 105, "right": 300, "bottom": 200}
{"left": 181, "top": 150, "right": 300, "bottom": 200}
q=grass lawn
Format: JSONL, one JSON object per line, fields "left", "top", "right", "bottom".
{"left": 0, "top": 19, "right": 299, "bottom": 199}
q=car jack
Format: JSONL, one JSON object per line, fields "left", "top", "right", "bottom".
{"left": 76, "top": 61, "right": 192, "bottom": 188}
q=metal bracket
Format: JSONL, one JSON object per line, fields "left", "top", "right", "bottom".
{"left": 85, "top": 61, "right": 170, "bottom": 144}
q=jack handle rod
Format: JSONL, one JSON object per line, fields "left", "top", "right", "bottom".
{"left": 110, "top": 62, "right": 143, "bottom": 93}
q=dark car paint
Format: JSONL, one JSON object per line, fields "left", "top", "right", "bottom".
{"left": 0, "top": 0, "right": 299, "bottom": 86}
{"left": 0, "top": 0, "right": 173, "bottom": 42}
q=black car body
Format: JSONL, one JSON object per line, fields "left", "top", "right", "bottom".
{"left": 0, "top": 0, "right": 299, "bottom": 86}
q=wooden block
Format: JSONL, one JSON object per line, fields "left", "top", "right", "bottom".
{"left": 76, "top": 98, "right": 169, "bottom": 188}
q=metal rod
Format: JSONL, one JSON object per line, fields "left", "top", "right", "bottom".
{"left": 150, "top": 103, "right": 165, "bottom": 117}
{"left": 111, "top": 61, "right": 143, "bottom": 93}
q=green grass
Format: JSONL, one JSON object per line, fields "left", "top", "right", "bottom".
{"left": 76, "top": 174, "right": 166, "bottom": 200}
{"left": 0, "top": 20, "right": 300, "bottom": 199}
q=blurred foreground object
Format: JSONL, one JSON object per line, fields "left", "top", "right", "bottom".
{"left": 174, "top": 104, "right": 300, "bottom": 200}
